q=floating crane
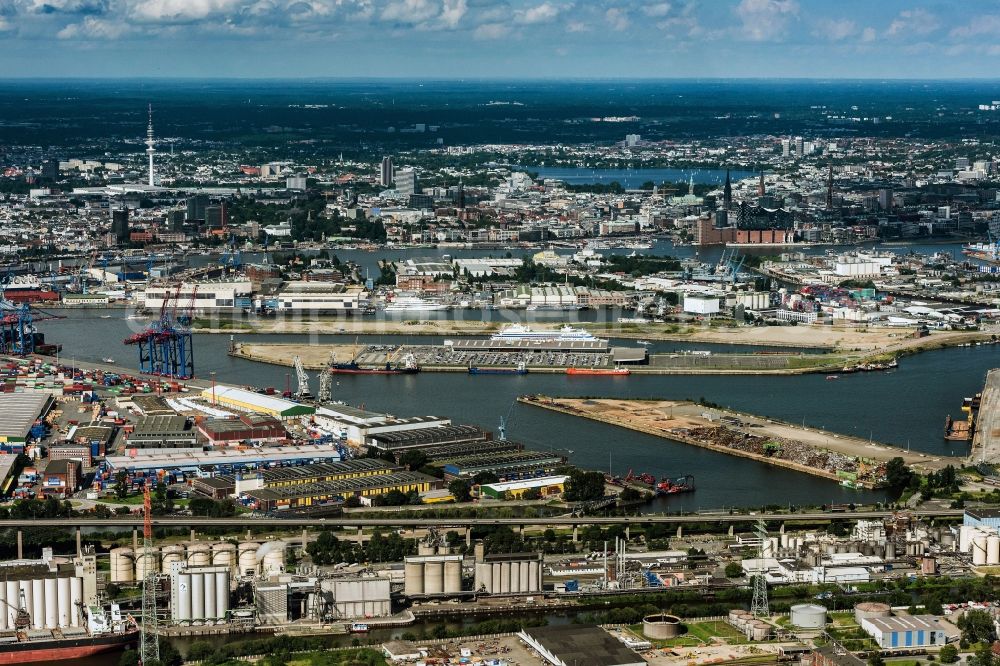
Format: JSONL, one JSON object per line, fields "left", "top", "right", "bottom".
{"left": 317, "top": 353, "right": 335, "bottom": 403}
{"left": 292, "top": 355, "right": 312, "bottom": 400}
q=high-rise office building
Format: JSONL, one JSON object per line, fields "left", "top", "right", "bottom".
{"left": 286, "top": 175, "right": 307, "bottom": 190}
{"left": 168, "top": 210, "right": 186, "bottom": 232}
{"left": 395, "top": 168, "right": 418, "bottom": 197}
{"left": 111, "top": 208, "right": 130, "bottom": 244}
{"left": 878, "top": 188, "right": 893, "bottom": 211}
{"left": 186, "top": 194, "right": 208, "bottom": 222}
{"left": 781, "top": 138, "right": 790, "bottom": 159}
{"left": 41, "top": 159, "right": 59, "bottom": 182}
{"left": 205, "top": 205, "right": 223, "bottom": 229}
{"left": 794, "top": 136, "right": 804, "bottom": 157}
{"left": 380, "top": 157, "right": 394, "bottom": 187}
{"left": 625, "top": 134, "right": 641, "bottom": 148}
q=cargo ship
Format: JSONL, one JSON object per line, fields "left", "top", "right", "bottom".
{"left": 329, "top": 353, "right": 420, "bottom": 376}
{"left": 0, "top": 603, "right": 138, "bottom": 664}
{"left": 469, "top": 362, "right": 528, "bottom": 375}
{"left": 565, "top": 367, "right": 630, "bottom": 376}
{"left": 963, "top": 242, "right": 1000, "bottom": 264}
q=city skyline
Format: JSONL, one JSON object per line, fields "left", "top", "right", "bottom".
{"left": 4, "top": 1, "right": 1000, "bottom": 79}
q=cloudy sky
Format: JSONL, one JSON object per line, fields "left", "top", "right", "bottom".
{"left": 2, "top": 0, "right": 1000, "bottom": 78}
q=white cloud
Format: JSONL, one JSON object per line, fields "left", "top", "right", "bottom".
{"left": 57, "top": 14, "right": 129, "bottom": 37}
{"left": 128, "top": 0, "right": 242, "bottom": 23}
{"left": 473, "top": 21, "right": 507, "bottom": 39}
{"left": 437, "top": 0, "right": 465, "bottom": 28}
{"left": 860, "top": 26, "right": 875, "bottom": 42}
{"left": 643, "top": 2, "right": 671, "bottom": 18}
{"left": 813, "top": 18, "right": 855, "bottom": 41}
{"left": 605, "top": 7, "right": 628, "bottom": 31}
{"left": 380, "top": 0, "right": 438, "bottom": 24}
{"left": 950, "top": 14, "right": 1000, "bottom": 39}
{"left": 566, "top": 19, "right": 587, "bottom": 32}
{"left": 515, "top": 2, "right": 560, "bottom": 25}
{"left": 734, "top": 0, "right": 798, "bottom": 42}
{"left": 885, "top": 8, "right": 938, "bottom": 38}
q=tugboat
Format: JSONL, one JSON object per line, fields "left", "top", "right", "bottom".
{"left": 655, "top": 474, "right": 695, "bottom": 496}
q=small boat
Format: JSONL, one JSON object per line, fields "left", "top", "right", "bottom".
{"left": 102, "top": 358, "right": 115, "bottom": 364}
{"left": 637, "top": 340, "right": 651, "bottom": 346}
{"left": 825, "top": 375, "right": 838, "bottom": 380}
{"left": 349, "top": 622, "right": 369, "bottom": 633}
{"left": 99, "top": 315, "right": 112, "bottom": 319}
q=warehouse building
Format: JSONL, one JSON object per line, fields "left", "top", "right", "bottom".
{"left": 105, "top": 444, "right": 342, "bottom": 477}
{"left": 421, "top": 439, "right": 523, "bottom": 462}
{"left": 43, "top": 459, "right": 81, "bottom": 497}
{"left": 242, "top": 471, "right": 441, "bottom": 511}
{"left": 964, "top": 508, "right": 1000, "bottom": 530}
{"left": 314, "top": 404, "right": 449, "bottom": 444}
{"left": 275, "top": 282, "right": 366, "bottom": 314}
{"left": 197, "top": 415, "right": 287, "bottom": 445}
{"left": 860, "top": 615, "right": 948, "bottom": 649}
{"left": 318, "top": 577, "right": 391, "bottom": 619}
{"left": 518, "top": 625, "right": 646, "bottom": 666}
{"left": 481, "top": 475, "right": 568, "bottom": 500}
{"left": 201, "top": 387, "right": 314, "bottom": 420}
{"left": 441, "top": 450, "right": 565, "bottom": 481}
{"left": 48, "top": 443, "right": 93, "bottom": 467}
{"left": 144, "top": 280, "right": 252, "bottom": 312}
{"left": 122, "top": 415, "right": 200, "bottom": 452}
{"left": 367, "top": 424, "right": 491, "bottom": 455}
{"left": 245, "top": 458, "right": 398, "bottom": 489}
{"left": 0, "top": 393, "right": 55, "bottom": 453}
{"left": 69, "top": 425, "right": 114, "bottom": 457}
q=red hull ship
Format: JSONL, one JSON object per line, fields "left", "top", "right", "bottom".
{"left": 565, "top": 367, "right": 630, "bottom": 376}
{"left": 0, "top": 629, "right": 138, "bottom": 664}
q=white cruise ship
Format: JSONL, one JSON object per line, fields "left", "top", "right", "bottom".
{"left": 384, "top": 296, "right": 450, "bottom": 312}
{"left": 490, "top": 324, "right": 599, "bottom": 342}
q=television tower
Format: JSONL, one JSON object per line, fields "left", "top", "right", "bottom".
{"left": 145, "top": 104, "right": 156, "bottom": 187}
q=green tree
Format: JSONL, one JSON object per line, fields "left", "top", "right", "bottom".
{"left": 867, "top": 653, "right": 885, "bottom": 666}
{"left": 939, "top": 645, "right": 959, "bottom": 664}
{"left": 884, "top": 457, "right": 914, "bottom": 491}
{"left": 724, "top": 562, "right": 744, "bottom": 578}
{"left": 448, "top": 479, "right": 472, "bottom": 503}
{"left": 113, "top": 470, "right": 129, "bottom": 500}
{"left": 564, "top": 469, "right": 605, "bottom": 502}
{"left": 959, "top": 609, "right": 997, "bottom": 644}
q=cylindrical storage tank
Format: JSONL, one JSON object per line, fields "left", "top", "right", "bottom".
{"left": 862, "top": 543, "right": 874, "bottom": 556}
{"left": 749, "top": 621, "right": 770, "bottom": 641}
{"left": 187, "top": 543, "right": 211, "bottom": 568}
{"left": 790, "top": 603, "right": 827, "bottom": 629}
{"left": 973, "top": 536, "right": 988, "bottom": 566}
{"left": 960, "top": 525, "right": 975, "bottom": 553}
{"left": 43, "top": 578, "right": 57, "bottom": 628}
{"left": 31, "top": 579, "right": 44, "bottom": 629}
{"left": 885, "top": 542, "right": 895, "bottom": 560}
{"left": 425, "top": 561, "right": 444, "bottom": 595}
{"left": 444, "top": 560, "right": 462, "bottom": 595}
{"left": 57, "top": 577, "right": 71, "bottom": 628}
{"left": 70, "top": 578, "right": 82, "bottom": 627}
{"left": 940, "top": 531, "right": 956, "bottom": 551}
{"left": 475, "top": 563, "right": 490, "bottom": 593}
{"left": 161, "top": 545, "right": 185, "bottom": 573}
{"left": 212, "top": 543, "right": 237, "bottom": 573}
{"left": 491, "top": 563, "right": 501, "bottom": 593}
{"left": 404, "top": 561, "right": 424, "bottom": 596}
{"left": 190, "top": 571, "right": 204, "bottom": 622}
{"left": 417, "top": 543, "right": 436, "bottom": 556}
{"left": 500, "top": 562, "right": 511, "bottom": 594}
{"left": 135, "top": 551, "right": 160, "bottom": 581}
{"left": 262, "top": 544, "right": 285, "bottom": 578}
{"left": 0, "top": 581, "right": 8, "bottom": 631}
{"left": 855, "top": 602, "right": 891, "bottom": 624}
{"left": 519, "top": 560, "right": 530, "bottom": 591}
{"left": 237, "top": 542, "right": 259, "bottom": 577}
{"left": 5, "top": 581, "right": 18, "bottom": 629}
{"left": 531, "top": 561, "right": 541, "bottom": 591}
{"left": 509, "top": 562, "right": 521, "bottom": 593}
{"left": 177, "top": 572, "right": 192, "bottom": 623}
{"left": 110, "top": 547, "right": 135, "bottom": 584}
{"left": 733, "top": 611, "right": 752, "bottom": 630}
{"left": 642, "top": 614, "right": 683, "bottom": 640}
{"left": 215, "top": 571, "right": 228, "bottom": 618}
{"left": 728, "top": 609, "right": 747, "bottom": 624}
{"left": 779, "top": 533, "right": 789, "bottom": 548}
{"left": 987, "top": 536, "right": 1000, "bottom": 565}
{"left": 762, "top": 540, "right": 773, "bottom": 557}
{"left": 203, "top": 570, "right": 216, "bottom": 621}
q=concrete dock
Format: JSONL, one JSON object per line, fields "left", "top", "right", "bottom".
{"left": 518, "top": 396, "right": 952, "bottom": 485}
{"left": 972, "top": 368, "right": 1000, "bottom": 464}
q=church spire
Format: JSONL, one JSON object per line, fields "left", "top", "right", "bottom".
{"left": 723, "top": 169, "right": 732, "bottom": 211}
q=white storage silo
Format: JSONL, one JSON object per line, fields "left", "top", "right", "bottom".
{"left": 519, "top": 560, "right": 530, "bottom": 591}
{"left": 135, "top": 550, "right": 160, "bottom": 581}
{"left": 57, "top": 577, "right": 70, "bottom": 628}
{"left": 215, "top": 571, "right": 228, "bottom": 618}
{"left": 188, "top": 543, "right": 211, "bottom": 568}
{"left": 31, "top": 578, "right": 44, "bottom": 629}
{"left": 404, "top": 560, "right": 424, "bottom": 595}
{"left": 531, "top": 560, "right": 541, "bottom": 591}
{"left": 474, "top": 563, "right": 490, "bottom": 593}
{"left": 0, "top": 581, "right": 8, "bottom": 631}
{"left": 161, "top": 545, "right": 185, "bottom": 572}
{"left": 212, "top": 542, "right": 237, "bottom": 573}
{"left": 987, "top": 535, "right": 1000, "bottom": 565}
{"left": 177, "top": 572, "right": 192, "bottom": 623}
{"left": 110, "top": 547, "right": 135, "bottom": 584}
{"left": 960, "top": 525, "right": 975, "bottom": 553}
{"left": 18, "top": 581, "right": 32, "bottom": 629}
{"left": 70, "top": 577, "right": 82, "bottom": 627}
{"left": 204, "top": 571, "right": 216, "bottom": 620}
{"left": 790, "top": 603, "right": 827, "bottom": 629}
{"left": 444, "top": 559, "right": 462, "bottom": 594}
{"left": 237, "top": 542, "right": 259, "bottom": 577}
{"left": 259, "top": 542, "right": 285, "bottom": 578}
{"left": 190, "top": 570, "right": 204, "bottom": 622}
{"left": 5, "top": 581, "right": 18, "bottom": 628}
{"left": 510, "top": 562, "right": 520, "bottom": 593}
{"left": 973, "top": 535, "right": 989, "bottom": 566}
{"left": 425, "top": 561, "right": 444, "bottom": 595}
{"left": 43, "top": 578, "right": 57, "bottom": 628}
{"left": 491, "top": 564, "right": 500, "bottom": 593}
{"left": 501, "top": 562, "right": 512, "bottom": 594}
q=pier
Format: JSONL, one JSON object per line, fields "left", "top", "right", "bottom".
{"left": 518, "top": 395, "right": 953, "bottom": 484}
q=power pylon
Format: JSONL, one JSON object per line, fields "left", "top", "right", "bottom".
{"left": 140, "top": 484, "right": 160, "bottom": 664}
{"left": 750, "top": 518, "right": 769, "bottom": 618}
